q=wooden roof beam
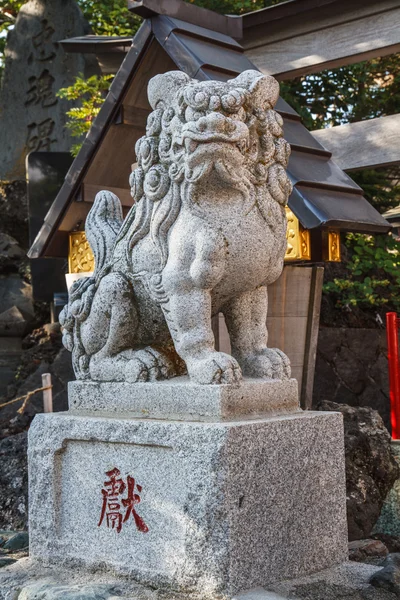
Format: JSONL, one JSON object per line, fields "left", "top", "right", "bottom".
{"left": 242, "top": 0, "right": 400, "bottom": 80}
{"left": 128, "top": 0, "right": 242, "bottom": 39}
{"left": 311, "top": 114, "right": 400, "bottom": 172}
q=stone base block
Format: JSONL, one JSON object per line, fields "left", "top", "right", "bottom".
{"left": 28, "top": 409, "right": 347, "bottom": 598}
{"left": 68, "top": 376, "right": 299, "bottom": 421}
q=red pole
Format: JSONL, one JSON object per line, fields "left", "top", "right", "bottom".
{"left": 387, "top": 312, "right": 400, "bottom": 439}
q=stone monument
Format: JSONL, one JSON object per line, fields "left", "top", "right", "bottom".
{"left": 28, "top": 70, "right": 348, "bottom": 598}
{"left": 0, "top": 0, "right": 99, "bottom": 181}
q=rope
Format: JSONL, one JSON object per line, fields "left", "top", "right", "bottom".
{"left": 0, "top": 385, "right": 53, "bottom": 414}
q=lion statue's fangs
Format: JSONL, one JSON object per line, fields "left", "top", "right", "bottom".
{"left": 60, "top": 69, "right": 293, "bottom": 385}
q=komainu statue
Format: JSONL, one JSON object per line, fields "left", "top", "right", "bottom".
{"left": 60, "top": 70, "right": 293, "bottom": 385}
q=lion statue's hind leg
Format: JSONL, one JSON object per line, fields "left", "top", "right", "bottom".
{"left": 84, "top": 273, "right": 181, "bottom": 383}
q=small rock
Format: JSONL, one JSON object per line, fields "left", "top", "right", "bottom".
{"left": 18, "top": 582, "right": 119, "bottom": 600}
{"left": 370, "top": 553, "right": 400, "bottom": 595}
{"left": 373, "top": 534, "right": 400, "bottom": 554}
{"left": 0, "top": 556, "right": 17, "bottom": 568}
{"left": 349, "top": 538, "right": 389, "bottom": 563}
{"left": 4, "top": 532, "right": 29, "bottom": 551}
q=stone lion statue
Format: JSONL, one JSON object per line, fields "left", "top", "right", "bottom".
{"left": 60, "top": 69, "right": 293, "bottom": 385}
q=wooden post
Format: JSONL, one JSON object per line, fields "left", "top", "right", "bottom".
{"left": 300, "top": 266, "right": 324, "bottom": 410}
{"left": 42, "top": 373, "right": 53, "bottom": 413}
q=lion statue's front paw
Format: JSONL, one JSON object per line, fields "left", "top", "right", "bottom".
{"left": 187, "top": 352, "right": 242, "bottom": 385}
{"left": 240, "top": 348, "right": 291, "bottom": 380}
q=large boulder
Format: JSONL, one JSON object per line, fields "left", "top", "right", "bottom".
{"left": 0, "top": 432, "right": 28, "bottom": 530}
{"left": 318, "top": 401, "right": 399, "bottom": 541}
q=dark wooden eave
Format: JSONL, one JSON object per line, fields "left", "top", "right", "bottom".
{"left": 28, "top": 14, "right": 389, "bottom": 259}
{"left": 60, "top": 35, "right": 133, "bottom": 54}
{"left": 60, "top": 35, "right": 134, "bottom": 75}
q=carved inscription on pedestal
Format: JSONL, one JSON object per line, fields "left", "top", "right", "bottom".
{"left": 98, "top": 468, "right": 149, "bottom": 534}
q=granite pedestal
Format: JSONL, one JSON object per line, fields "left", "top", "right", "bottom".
{"left": 28, "top": 380, "right": 348, "bottom": 598}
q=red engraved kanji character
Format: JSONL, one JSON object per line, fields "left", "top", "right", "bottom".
{"left": 98, "top": 468, "right": 148, "bottom": 534}
{"left": 121, "top": 475, "right": 149, "bottom": 533}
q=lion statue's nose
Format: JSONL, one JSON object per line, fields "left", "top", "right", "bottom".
{"left": 197, "top": 112, "right": 233, "bottom": 135}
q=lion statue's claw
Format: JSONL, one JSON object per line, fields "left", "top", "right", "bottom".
{"left": 187, "top": 352, "right": 242, "bottom": 385}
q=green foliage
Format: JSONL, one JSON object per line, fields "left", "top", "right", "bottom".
{"left": 323, "top": 233, "right": 400, "bottom": 312}
{"left": 0, "top": 0, "right": 24, "bottom": 83}
{"left": 280, "top": 54, "right": 400, "bottom": 130}
{"left": 0, "top": 0, "right": 22, "bottom": 31}
{"left": 57, "top": 74, "right": 113, "bottom": 156}
{"left": 76, "top": 0, "right": 141, "bottom": 37}
{"left": 280, "top": 55, "right": 400, "bottom": 214}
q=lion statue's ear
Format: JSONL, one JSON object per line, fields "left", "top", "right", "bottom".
{"left": 148, "top": 71, "right": 192, "bottom": 110}
{"left": 229, "top": 70, "right": 280, "bottom": 109}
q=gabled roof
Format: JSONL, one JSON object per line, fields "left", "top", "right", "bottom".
{"left": 28, "top": 14, "right": 389, "bottom": 259}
